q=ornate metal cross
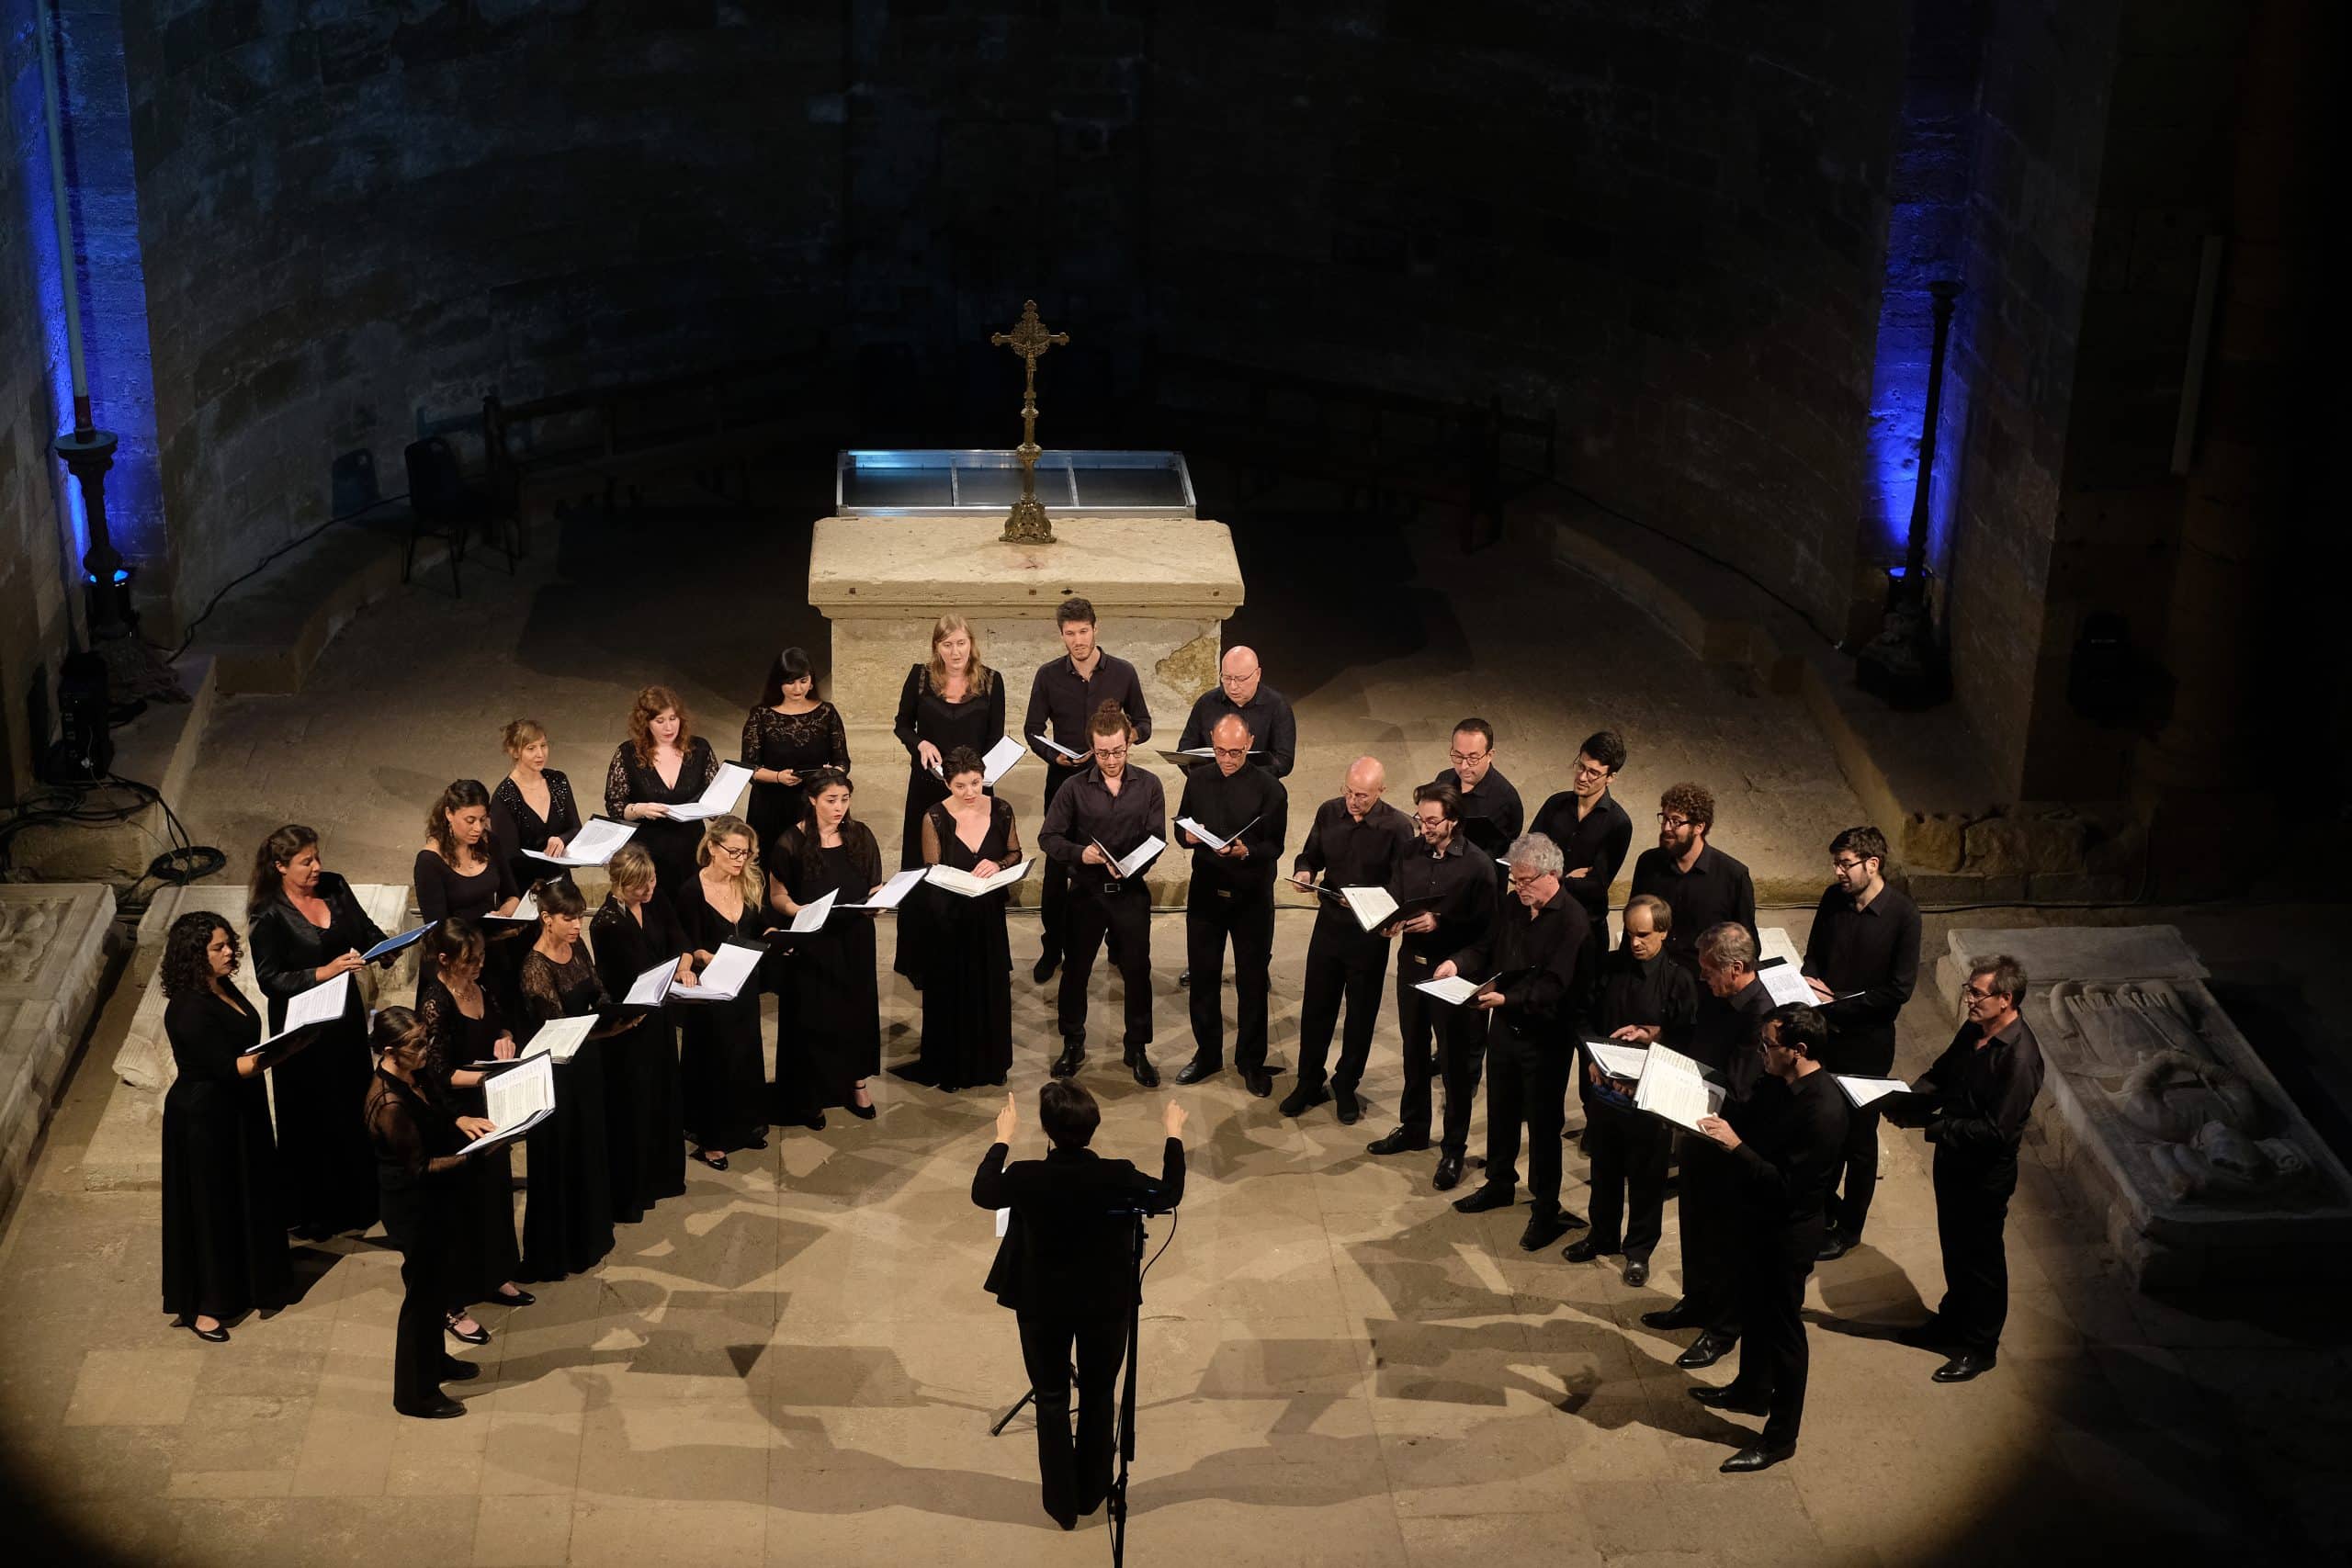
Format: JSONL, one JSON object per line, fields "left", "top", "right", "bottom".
{"left": 989, "top": 299, "right": 1069, "bottom": 544}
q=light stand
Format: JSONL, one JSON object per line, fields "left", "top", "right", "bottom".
{"left": 1857, "top": 278, "right": 1958, "bottom": 709}
{"left": 1105, "top": 1212, "right": 1146, "bottom": 1568}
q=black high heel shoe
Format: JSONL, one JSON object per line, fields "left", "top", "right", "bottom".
{"left": 846, "top": 1099, "right": 876, "bottom": 1121}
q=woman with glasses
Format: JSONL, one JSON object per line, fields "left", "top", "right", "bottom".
{"left": 673, "top": 817, "right": 771, "bottom": 1170}
{"left": 1037, "top": 702, "right": 1166, "bottom": 1088}
{"left": 767, "top": 770, "right": 885, "bottom": 1125}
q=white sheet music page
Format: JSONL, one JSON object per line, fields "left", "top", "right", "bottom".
{"left": 1634, "top": 1044, "right": 1724, "bottom": 1134}
{"left": 982, "top": 736, "right": 1027, "bottom": 784}
{"left": 526, "top": 1014, "right": 595, "bottom": 1064}
{"left": 1339, "top": 885, "right": 1400, "bottom": 931}
{"left": 249, "top": 971, "right": 351, "bottom": 1053}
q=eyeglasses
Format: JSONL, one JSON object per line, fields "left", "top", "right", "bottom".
{"left": 1092, "top": 744, "right": 1129, "bottom": 760}
{"left": 1210, "top": 746, "right": 1250, "bottom": 760}
{"left": 1573, "top": 762, "right": 1611, "bottom": 781}
{"left": 1220, "top": 672, "right": 1254, "bottom": 687}
{"left": 713, "top": 843, "right": 752, "bottom": 862}
{"left": 1657, "top": 814, "right": 1692, "bottom": 828}
{"left": 1831, "top": 857, "right": 1866, "bottom": 873}
{"left": 1448, "top": 749, "right": 1488, "bottom": 765}
{"left": 1506, "top": 870, "right": 1542, "bottom": 888}
{"left": 1963, "top": 983, "right": 2003, "bottom": 1002}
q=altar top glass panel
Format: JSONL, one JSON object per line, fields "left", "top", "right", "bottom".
{"left": 835, "top": 450, "right": 1196, "bottom": 516}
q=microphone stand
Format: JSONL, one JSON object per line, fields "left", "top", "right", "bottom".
{"left": 1107, "top": 1211, "right": 1146, "bottom": 1568}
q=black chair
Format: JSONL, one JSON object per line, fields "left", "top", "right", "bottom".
{"left": 402, "top": 436, "right": 518, "bottom": 595}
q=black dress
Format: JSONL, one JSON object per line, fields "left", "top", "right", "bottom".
{"left": 417, "top": 977, "right": 523, "bottom": 1305}
{"left": 591, "top": 895, "right": 691, "bottom": 1209}
{"left": 673, "top": 877, "right": 771, "bottom": 1153}
{"left": 247, "top": 874, "right": 386, "bottom": 1238}
{"left": 491, "top": 770, "right": 584, "bottom": 892}
{"left": 515, "top": 945, "right": 616, "bottom": 1280}
{"left": 913, "top": 799, "right": 1019, "bottom": 1090}
{"left": 773, "top": 824, "right": 884, "bottom": 1114}
{"left": 741, "top": 703, "right": 851, "bottom": 853}
{"left": 365, "top": 1067, "right": 470, "bottom": 1412}
{"left": 161, "top": 984, "right": 292, "bottom": 1323}
{"left": 891, "top": 665, "right": 1007, "bottom": 978}
{"left": 412, "top": 843, "right": 523, "bottom": 1009}
{"left": 605, "top": 736, "right": 720, "bottom": 906}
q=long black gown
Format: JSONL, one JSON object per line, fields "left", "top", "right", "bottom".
{"left": 773, "top": 824, "right": 884, "bottom": 1116}
{"left": 364, "top": 1067, "right": 469, "bottom": 1412}
{"left": 491, "top": 770, "right": 584, "bottom": 892}
{"left": 417, "top": 977, "right": 523, "bottom": 1306}
{"left": 248, "top": 874, "right": 386, "bottom": 1238}
{"left": 515, "top": 945, "right": 616, "bottom": 1280}
{"left": 605, "top": 737, "right": 720, "bottom": 907}
{"left": 912, "top": 800, "right": 1019, "bottom": 1090}
{"left": 161, "top": 984, "right": 292, "bottom": 1323}
{"left": 412, "top": 842, "right": 525, "bottom": 1010}
{"left": 891, "top": 665, "right": 1006, "bottom": 979}
{"left": 741, "top": 703, "right": 851, "bottom": 853}
{"left": 673, "top": 877, "right": 771, "bottom": 1153}
{"left": 591, "top": 895, "right": 690, "bottom": 1210}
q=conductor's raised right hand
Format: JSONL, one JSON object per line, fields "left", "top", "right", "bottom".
{"left": 1162, "top": 1100, "right": 1188, "bottom": 1138}
{"left": 993, "top": 1091, "right": 1019, "bottom": 1145}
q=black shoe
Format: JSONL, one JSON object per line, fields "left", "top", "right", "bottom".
{"left": 1334, "top": 1087, "right": 1361, "bottom": 1124}
{"left": 1816, "top": 1228, "right": 1855, "bottom": 1262}
{"left": 1562, "top": 1237, "right": 1610, "bottom": 1264}
{"left": 1641, "top": 1303, "right": 1698, "bottom": 1331}
{"left": 1177, "top": 969, "right": 1192, "bottom": 989}
{"left": 187, "top": 1321, "right": 230, "bottom": 1344}
{"left": 1243, "top": 1067, "right": 1274, "bottom": 1099}
{"left": 1675, "top": 1332, "right": 1736, "bottom": 1370}
{"left": 1623, "top": 1258, "right": 1650, "bottom": 1288}
{"left": 1894, "top": 1317, "right": 1952, "bottom": 1349}
{"left": 1452, "top": 1183, "right": 1516, "bottom": 1214}
{"left": 1364, "top": 1125, "right": 1425, "bottom": 1155}
{"left": 1431, "top": 1154, "right": 1464, "bottom": 1190}
{"left": 1519, "top": 1210, "right": 1573, "bottom": 1251}
{"left": 444, "top": 1314, "right": 491, "bottom": 1347}
{"left": 1051, "top": 1042, "right": 1085, "bottom": 1078}
{"left": 1720, "top": 1443, "right": 1793, "bottom": 1474}
{"left": 493, "top": 1287, "right": 536, "bottom": 1308}
{"left": 802, "top": 1111, "right": 828, "bottom": 1131}
{"left": 694, "top": 1148, "right": 729, "bottom": 1172}
{"left": 396, "top": 1395, "right": 468, "bottom": 1420}
{"left": 846, "top": 1100, "right": 877, "bottom": 1121}
{"left": 439, "top": 1358, "right": 482, "bottom": 1382}
{"left": 1689, "top": 1385, "right": 1770, "bottom": 1416}
{"left": 1033, "top": 954, "right": 1059, "bottom": 984}
{"left": 1932, "top": 1350, "right": 1998, "bottom": 1383}
{"left": 1280, "top": 1084, "right": 1331, "bottom": 1118}
{"left": 1127, "top": 1053, "right": 1160, "bottom": 1089}
{"left": 1175, "top": 1056, "right": 1221, "bottom": 1086}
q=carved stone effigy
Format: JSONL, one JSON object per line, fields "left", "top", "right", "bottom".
{"left": 83, "top": 881, "right": 413, "bottom": 1192}
{"left": 1939, "top": 926, "right": 2352, "bottom": 1289}
{"left": 0, "top": 884, "right": 118, "bottom": 1219}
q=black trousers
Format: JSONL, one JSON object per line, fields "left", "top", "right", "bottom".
{"left": 1293, "top": 917, "right": 1389, "bottom": 1093}
{"left": 1586, "top": 1096, "right": 1670, "bottom": 1259}
{"left": 1396, "top": 953, "right": 1486, "bottom": 1156}
{"left": 1058, "top": 881, "right": 1154, "bottom": 1053}
{"left": 1017, "top": 1310, "right": 1129, "bottom": 1522}
{"left": 1035, "top": 764, "right": 1076, "bottom": 962}
{"left": 1933, "top": 1146, "right": 2019, "bottom": 1348}
{"left": 1678, "top": 1138, "right": 1744, "bottom": 1337}
{"left": 1184, "top": 880, "right": 1274, "bottom": 1070}
{"left": 382, "top": 1199, "right": 451, "bottom": 1413}
{"left": 1825, "top": 1030, "right": 1894, "bottom": 1238}
{"left": 1724, "top": 1219, "right": 1826, "bottom": 1450}
{"left": 1481, "top": 1021, "right": 1570, "bottom": 1213}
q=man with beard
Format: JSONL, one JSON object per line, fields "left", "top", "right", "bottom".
{"left": 1024, "top": 598, "right": 1153, "bottom": 985}
{"left": 1629, "top": 782, "right": 1756, "bottom": 977}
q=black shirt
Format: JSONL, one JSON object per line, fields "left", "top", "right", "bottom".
{"left": 1178, "top": 684, "right": 1297, "bottom": 778}
{"left": 1386, "top": 837, "right": 1497, "bottom": 965}
{"left": 1629, "top": 841, "right": 1758, "bottom": 972}
{"left": 1914, "top": 1016, "right": 2044, "bottom": 1157}
{"left": 1450, "top": 886, "right": 1590, "bottom": 1039}
{"left": 1801, "top": 882, "right": 1922, "bottom": 1067}
{"left": 973, "top": 1139, "right": 1185, "bottom": 1316}
{"left": 1690, "top": 975, "right": 1775, "bottom": 1109}
{"left": 1023, "top": 651, "right": 1153, "bottom": 763}
{"left": 1293, "top": 798, "right": 1417, "bottom": 935}
{"left": 1529, "top": 788, "right": 1633, "bottom": 920}
{"left": 1176, "top": 764, "right": 1288, "bottom": 890}
{"left": 1434, "top": 765, "right": 1523, "bottom": 867}
{"left": 1589, "top": 947, "right": 1700, "bottom": 1047}
{"left": 1728, "top": 1068, "right": 1849, "bottom": 1226}
{"left": 1039, "top": 764, "right": 1167, "bottom": 893}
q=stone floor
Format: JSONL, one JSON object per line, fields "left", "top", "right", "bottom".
{"left": 3, "top": 485, "right": 2345, "bottom": 1565}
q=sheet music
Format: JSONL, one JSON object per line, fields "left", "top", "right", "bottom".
{"left": 1092, "top": 836, "right": 1164, "bottom": 880}
{"left": 1339, "top": 885, "right": 1400, "bottom": 931}
{"left": 487, "top": 891, "right": 539, "bottom": 923}
{"left": 982, "top": 736, "right": 1027, "bottom": 785}
{"left": 1032, "top": 732, "right": 1084, "bottom": 760}
{"left": 789, "top": 889, "right": 838, "bottom": 932}
{"left": 245, "top": 971, "right": 351, "bottom": 1055}
{"left": 926, "top": 859, "right": 1034, "bottom": 897}
{"left": 1177, "top": 814, "right": 1259, "bottom": 852}
{"left": 623, "top": 959, "right": 677, "bottom": 1008}
{"left": 843, "top": 868, "right": 926, "bottom": 910}
{"left": 469, "top": 1053, "right": 555, "bottom": 1152}
{"left": 1413, "top": 972, "right": 1498, "bottom": 1007}
{"left": 1834, "top": 1074, "right": 1916, "bottom": 1108}
{"left": 995, "top": 1206, "right": 1012, "bottom": 1238}
{"left": 1634, "top": 1043, "right": 1724, "bottom": 1134}
{"left": 673, "top": 941, "right": 764, "bottom": 1001}
{"left": 526, "top": 1014, "right": 595, "bottom": 1064}
{"left": 1158, "top": 746, "right": 1261, "bottom": 766}
{"left": 1584, "top": 1040, "right": 1650, "bottom": 1080}
{"left": 666, "top": 761, "right": 752, "bottom": 821}
{"left": 361, "top": 922, "right": 435, "bottom": 963}
{"left": 1755, "top": 957, "right": 1816, "bottom": 1009}
{"left": 524, "top": 818, "right": 636, "bottom": 868}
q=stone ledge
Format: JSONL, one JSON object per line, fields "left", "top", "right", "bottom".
{"left": 1523, "top": 492, "right": 2148, "bottom": 900}
{"left": 196, "top": 511, "right": 456, "bottom": 696}
{"left": 0, "top": 885, "right": 118, "bottom": 1225}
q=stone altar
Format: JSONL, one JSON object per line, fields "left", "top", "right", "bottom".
{"left": 0, "top": 884, "right": 117, "bottom": 1220}
{"left": 1938, "top": 925, "right": 2352, "bottom": 1289}
{"left": 806, "top": 513, "right": 1245, "bottom": 738}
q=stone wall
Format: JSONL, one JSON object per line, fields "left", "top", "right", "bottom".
{"left": 0, "top": 0, "right": 77, "bottom": 801}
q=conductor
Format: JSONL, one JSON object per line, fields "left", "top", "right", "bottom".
{"left": 973, "top": 1084, "right": 1187, "bottom": 1530}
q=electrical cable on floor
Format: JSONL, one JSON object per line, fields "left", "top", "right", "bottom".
{"left": 165, "top": 491, "right": 410, "bottom": 660}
